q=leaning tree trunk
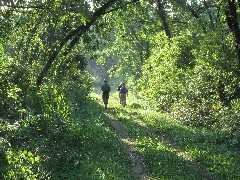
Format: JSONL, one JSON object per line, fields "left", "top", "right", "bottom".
{"left": 156, "top": 0, "right": 172, "bottom": 38}
{"left": 225, "top": 0, "right": 240, "bottom": 72}
{"left": 36, "top": 0, "right": 118, "bottom": 87}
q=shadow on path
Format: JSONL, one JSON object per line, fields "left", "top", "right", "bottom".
{"left": 107, "top": 105, "right": 217, "bottom": 180}
{"left": 107, "top": 111, "right": 149, "bottom": 180}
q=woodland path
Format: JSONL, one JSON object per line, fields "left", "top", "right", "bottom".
{"left": 103, "top": 104, "right": 217, "bottom": 180}
{"left": 107, "top": 107, "right": 216, "bottom": 180}
{"left": 107, "top": 111, "right": 148, "bottom": 180}
{"left": 93, "top": 91, "right": 218, "bottom": 179}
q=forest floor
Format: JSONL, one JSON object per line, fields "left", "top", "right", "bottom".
{"left": 107, "top": 110, "right": 217, "bottom": 180}
{"left": 94, "top": 92, "right": 223, "bottom": 180}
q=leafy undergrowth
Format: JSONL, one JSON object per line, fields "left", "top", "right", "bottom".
{"left": 1, "top": 95, "right": 132, "bottom": 179}
{"left": 106, "top": 91, "right": 240, "bottom": 180}
{"left": 1, "top": 90, "right": 240, "bottom": 179}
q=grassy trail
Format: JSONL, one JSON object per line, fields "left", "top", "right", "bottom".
{"left": 3, "top": 91, "right": 239, "bottom": 179}
{"left": 107, "top": 112, "right": 146, "bottom": 179}
{"left": 91, "top": 91, "right": 240, "bottom": 179}
{"left": 3, "top": 93, "right": 240, "bottom": 180}
{"left": 91, "top": 92, "right": 146, "bottom": 179}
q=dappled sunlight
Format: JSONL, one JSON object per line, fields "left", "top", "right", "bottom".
{"left": 98, "top": 92, "right": 240, "bottom": 179}
{"left": 2, "top": 0, "right": 240, "bottom": 179}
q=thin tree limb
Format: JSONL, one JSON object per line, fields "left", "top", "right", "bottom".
{"left": 36, "top": 0, "right": 121, "bottom": 87}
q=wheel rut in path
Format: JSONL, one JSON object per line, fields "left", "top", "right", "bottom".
{"left": 107, "top": 113, "right": 148, "bottom": 180}
{"left": 106, "top": 108, "right": 216, "bottom": 180}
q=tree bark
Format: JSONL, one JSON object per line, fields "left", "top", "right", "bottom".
{"left": 36, "top": 0, "right": 118, "bottom": 87}
{"left": 226, "top": 0, "right": 240, "bottom": 72}
{"left": 156, "top": 0, "right": 171, "bottom": 38}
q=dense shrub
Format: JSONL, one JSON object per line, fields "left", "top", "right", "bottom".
{"left": 0, "top": 50, "right": 93, "bottom": 177}
{"left": 0, "top": 57, "right": 29, "bottom": 120}
{"left": 136, "top": 31, "right": 240, "bottom": 145}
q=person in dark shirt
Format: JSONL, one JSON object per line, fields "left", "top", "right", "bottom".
{"left": 101, "top": 79, "right": 111, "bottom": 109}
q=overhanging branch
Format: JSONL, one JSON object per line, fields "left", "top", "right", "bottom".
{"left": 36, "top": 0, "right": 121, "bottom": 87}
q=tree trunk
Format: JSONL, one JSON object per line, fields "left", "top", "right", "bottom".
{"left": 226, "top": 0, "right": 240, "bottom": 72}
{"left": 156, "top": 0, "right": 171, "bottom": 38}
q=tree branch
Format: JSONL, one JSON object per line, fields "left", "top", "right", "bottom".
{"left": 36, "top": 0, "right": 120, "bottom": 87}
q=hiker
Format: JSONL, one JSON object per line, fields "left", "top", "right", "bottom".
{"left": 101, "top": 79, "right": 111, "bottom": 109}
{"left": 119, "top": 83, "right": 128, "bottom": 107}
{"left": 117, "top": 82, "right": 123, "bottom": 104}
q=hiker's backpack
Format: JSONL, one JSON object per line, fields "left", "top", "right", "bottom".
{"left": 103, "top": 84, "right": 110, "bottom": 94}
{"left": 120, "top": 86, "right": 127, "bottom": 93}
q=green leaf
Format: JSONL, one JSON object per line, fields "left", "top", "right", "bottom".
{"left": 27, "top": 151, "right": 32, "bottom": 157}
{"left": 35, "top": 156, "right": 40, "bottom": 162}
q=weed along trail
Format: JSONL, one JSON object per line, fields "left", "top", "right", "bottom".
{"left": 107, "top": 112, "right": 147, "bottom": 180}
{"left": 94, "top": 92, "right": 239, "bottom": 179}
{"left": 125, "top": 112, "right": 217, "bottom": 180}
{"left": 107, "top": 108, "right": 216, "bottom": 180}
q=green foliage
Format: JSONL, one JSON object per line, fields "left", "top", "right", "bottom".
{"left": 2, "top": 95, "right": 133, "bottom": 179}
{"left": 1, "top": 0, "right": 240, "bottom": 179}
{"left": 108, "top": 93, "right": 240, "bottom": 179}
{"left": 136, "top": 31, "right": 188, "bottom": 111}
{"left": 0, "top": 56, "right": 29, "bottom": 120}
{"left": 171, "top": 31, "right": 240, "bottom": 128}
{"left": 218, "top": 99, "right": 240, "bottom": 147}
{"left": 132, "top": 28, "right": 240, "bottom": 149}
{"left": 0, "top": 136, "right": 8, "bottom": 179}
{"left": 172, "top": 65, "right": 220, "bottom": 127}
{"left": 4, "top": 150, "right": 41, "bottom": 179}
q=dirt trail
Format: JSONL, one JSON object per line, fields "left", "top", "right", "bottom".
{"left": 107, "top": 109, "right": 217, "bottom": 180}
{"left": 108, "top": 113, "right": 148, "bottom": 180}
